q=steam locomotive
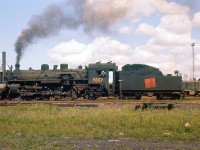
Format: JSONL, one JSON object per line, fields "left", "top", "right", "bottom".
{"left": 0, "top": 62, "right": 117, "bottom": 100}
{"left": 0, "top": 59, "right": 184, "bottom": 100}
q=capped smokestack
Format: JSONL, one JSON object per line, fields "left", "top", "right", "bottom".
{"left": 2, "top": 51, "right": 6, "bottom": 83}
{"left": 15, "top": 64, "right": 20, "bottom": 71}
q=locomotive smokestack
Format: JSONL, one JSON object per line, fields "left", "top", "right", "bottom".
{"left": 15, "top": 64, "right": 20, "bottom": 71}
{"left": 2, "top": 51, "right": 6, "bottom": 83}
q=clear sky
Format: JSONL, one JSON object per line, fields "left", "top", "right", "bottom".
{"left": 0, "top": 0, "right": 200, "bottom": 80}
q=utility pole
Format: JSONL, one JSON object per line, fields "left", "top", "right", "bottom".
{"left": 191, "top": 43, "right": 195, "bottom": 81}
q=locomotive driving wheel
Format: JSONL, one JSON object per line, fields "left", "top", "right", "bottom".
{"left": 156, "top": 94, "right": 163, "bottom": 100}
{"left": 87, "top": 92, "right": 97, "bottom": 100}
{"left": 135, "top": 94, "right": 142, "bottom": 100}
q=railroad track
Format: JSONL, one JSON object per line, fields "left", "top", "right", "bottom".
{"left": 0, "top": 97, "right": 200, "bottom": 107}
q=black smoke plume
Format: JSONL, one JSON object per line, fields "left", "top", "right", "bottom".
{"left": 14, "top": 0, "right": 130, "bottom": 64}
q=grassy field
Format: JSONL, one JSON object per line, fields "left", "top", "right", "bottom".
{"left": 0, "top": 103, "right": 200, "bottom": 148}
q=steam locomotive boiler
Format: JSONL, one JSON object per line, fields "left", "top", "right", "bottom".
{"left": 1, "top": 61, "right": 118, "bottom": 100}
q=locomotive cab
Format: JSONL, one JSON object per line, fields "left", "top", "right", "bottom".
{"left": 87, "top": 62, "right": 118, "bottom": 97}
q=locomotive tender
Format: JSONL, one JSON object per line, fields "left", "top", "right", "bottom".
{"left": 0, "top": 52, "right": 183, "bottom": 100}
{"left": 115, "top": 64, "right": 182, "bottom": 100}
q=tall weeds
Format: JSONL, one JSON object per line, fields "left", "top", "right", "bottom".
{"left": 0, "top": 104, "right": 199, "bottom": 147}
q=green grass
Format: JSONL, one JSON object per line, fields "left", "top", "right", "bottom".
{"left": 0, "top": 104, "right": 199, "bottom": 148}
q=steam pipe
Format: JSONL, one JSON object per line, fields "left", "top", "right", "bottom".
{"left": 2, "top": 51, "right": 6, "bottom": 83}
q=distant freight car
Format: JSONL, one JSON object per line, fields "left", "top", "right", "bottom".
{"left": 182, "top": 81, "right": 200, "bottom": 96}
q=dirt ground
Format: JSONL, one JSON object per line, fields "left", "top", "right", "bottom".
{"left": 6, "top": 137, "right": 200, "bottom": 149}
{"left": 68, "top": 138, "right": 200, "bottom": 150}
